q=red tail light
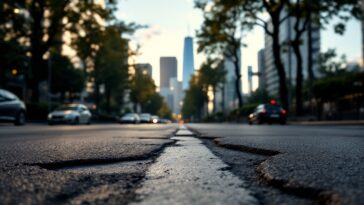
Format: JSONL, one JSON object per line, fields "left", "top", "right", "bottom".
{"left": 261, "top": 109, "right": 267, "bottom": 114}
{"left": 281, "top": 109, "right": 287, "bottom": 115}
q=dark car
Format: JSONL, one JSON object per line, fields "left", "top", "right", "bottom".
{"left": 119, "top": 113, "right": 140, "bottom": 124}
{"left": 0, "top": 89, "right": 26, "bottom": 125}
{"left": 248, "top": 102, "right": 287, "bottom": 125}
{"left": 139, "top": 113, "right": 152, "bottom": 123}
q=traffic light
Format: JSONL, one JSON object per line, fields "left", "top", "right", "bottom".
{"left": 11, "top": 68, "right": 18, "bottom": 76}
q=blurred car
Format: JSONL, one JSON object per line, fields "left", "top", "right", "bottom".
{"left": 139, "top": 113, "right": 152, "bottom": 123}
{"left": 0, "top": 89, "right": 26, "bottom": 125}
{"left": 120, "top": 113, "right": 140, "bottom": 124}
{"left": 48, "top": 104, "right": 92, "bottom": 125}
{"left": 159, "top": 118, "right": 172, "bottom": 124}
{"left": 151, "top": 115, "right": 159, "bottom": 124}
{"left": 248, "top": 101, "right": 287, "bottom": 125}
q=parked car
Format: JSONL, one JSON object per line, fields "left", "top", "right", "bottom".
{"left": 139, "top": 113, "right": 152, "bottom": 123}
{"left": 151, "top": 115, "right": 160, "bottom": 124}
{"left": 48, "top": 104, "right": 92, "bottom": 125}
{"left": 120, "top": 113, "right": 140, "bottom": 124}
{"left": 248, "top": 102, "right": 287, "bottom": 125}
{"left": 0, "top": 89, "right": 26, "bottom": 125}
{"left": 159, "top": 118, "right": 172, "bottom": 124}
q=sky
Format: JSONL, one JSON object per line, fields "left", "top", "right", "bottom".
{"left": 116, "top": 0, "right": 362, "bottom": 93}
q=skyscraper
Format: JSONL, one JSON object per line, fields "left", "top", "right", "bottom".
{"left": 182, "top": 36, "right": 195, "bottom": 90}
{"left": 264, "top": 16, "right": 320, "bottom": 97}
{"left": 247, "top": 66, "right": 253, "bottom": 96}
{"left": 160, "top": 57, "right": 177, "bottom": 88}
{"left": 257, "top": 49, "right": 266, "bottom": 90}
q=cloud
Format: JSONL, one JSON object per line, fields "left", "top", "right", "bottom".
{"left": 134, "top": 25, "right": 162, "bottom": 43}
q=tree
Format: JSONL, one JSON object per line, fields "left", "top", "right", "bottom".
{"left": 196, "top": 0, "right": 290, "bottom": 111}
{"left": 286, "top": 0, "right": 361, "bottom": 116}
{"left": 198, "top": 58, "right": 226, "bottom": 113}
{"left": 129, "top": 68, "right": 157, "bottom": 113}
{"left": 94, "top": 25, "right": 130, "bottom": 114}
{"left": 196, "top": 0, "right": 245, "bottom": 107}
{"left": 182, "top": 75, "right": 208, "bottom": 121}
{"left": 50, "top": 53, "right": 85, "bottom": 102}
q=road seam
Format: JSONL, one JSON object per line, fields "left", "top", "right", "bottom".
{"left": 188, "top": 126, "right": 345, "bottom": 205}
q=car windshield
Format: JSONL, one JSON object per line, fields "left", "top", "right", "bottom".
{"left": 124, "top": 113, "right": 135, "bottom": 117}
{"left": 140, "top": 114, "right": 150, "bottom": 117}
{"left": 56, "top": 106, "right": 79, "bottom": 111}
{"left": 265, "top": 105, "right": 282, "bottom": 111}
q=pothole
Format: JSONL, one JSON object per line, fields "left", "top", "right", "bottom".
{"left": 59, "top": 160, "right": 152, "bottom": 174}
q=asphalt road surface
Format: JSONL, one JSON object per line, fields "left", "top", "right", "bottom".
{"left": 0, "top": 123, "right": 363, "bottom": 205}
{"left": 188, "top": 123, "right": 364, "bottom": 205}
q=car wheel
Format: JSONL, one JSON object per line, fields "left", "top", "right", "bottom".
{"left": 280, "top": 120, "right": 286, "bottom": 125}
{"left": 258, "top": 119, "right": 263, "bottom": 125}
{"left": 48, "top": 121, "right": 53, "bottom": 126}
{"left": 14, "top": 111, "right": 26, "bottom": 126}
{"left": 248, "top": 120, "right": 252, "bottom": 125}
{"left": 73, "top": 117, "right": 80, "bottom": 125}
{"left": 87, "top": 119, "right": 91, "bottom": 125}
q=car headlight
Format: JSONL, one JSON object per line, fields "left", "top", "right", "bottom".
{"left": 48, "top": 113, "right": 52, "bottom": 119}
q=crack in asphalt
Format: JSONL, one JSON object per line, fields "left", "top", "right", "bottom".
{"left": 189, "top": 128, "right": 344, "bottom": 205}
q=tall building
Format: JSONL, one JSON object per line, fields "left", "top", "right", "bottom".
{"left": 257, "top": 49, "right": 266, "bottom": 90}
{"left": 182, "top": 37, "right": 195, "bottom": 90}
{"left": 362, "top": 0, "right": 364, "bottom": 66}
{"left": 160, "top": 57, "right": 177, "bottom": 88}
{"left": 170, "top": 77, "right": 183, "bottom": 115}
{"left": 135, "top": 63, "right": 152, "bottom": 77}
{"left": 159, "top": 57, "right": 182, "bottom": 116}
{"left": 247, "top": 66, "right": 253, "bottom": 96}
{"left": 264, "top": 16, "right": 320, "bottom": 97}
{"left": 214, "top": 48, "right": 242, "bottom": 113}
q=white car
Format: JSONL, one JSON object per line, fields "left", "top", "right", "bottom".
{"left": 48, "top": 104, "right": 92, "bottom": 125}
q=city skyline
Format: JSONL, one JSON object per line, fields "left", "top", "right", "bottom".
{"left": 117, "top": 0, "right": 362, "bottom": 93}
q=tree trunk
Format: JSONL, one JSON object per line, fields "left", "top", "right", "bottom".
{"left": 106, "top": 88, "right": 111, "bottom": 114}
{"left": 212, "top": 86, "right": 216, "bottom": 113}
{"left": 271, "top": 17, "right": 289, "bottom": 111}
{"left": 307, "top": 19, "right": 315, "bottom": 81}
{"left": 29, "top": 3, "right": 44, "bottom": 103}
{"left": 232, "top": 52, "right": 243, "bottom": 108}
{"left": 292, "top": 41, "right": 303, "bottom": 116}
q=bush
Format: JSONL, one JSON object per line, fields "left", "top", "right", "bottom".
{"left": 26, "top": 102, "right": 60, "bottom": 121}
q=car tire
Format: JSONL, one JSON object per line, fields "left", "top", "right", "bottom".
{"left": 73, "top": 117, "right": 80, "bottom": 125}
{"left": 14, "top": 111, "right": 26, "bottom": 126}
{"left": 280, "top": 120, "right": 286, "bottom": 125}
{"left": 48, "top": 121, "right": 53, "bottom": 126}
{"left": 258, "top": 119, "right": 263, "bottom": 125}
{"left": 87, "top": 119, "right": 91, "bottom": 125}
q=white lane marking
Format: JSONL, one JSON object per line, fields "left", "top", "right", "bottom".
{"left": 131, "top": 136, "right": 258, "bottom": 205}
{"left": 175, "top": 129, "right": 195, "bottom": 136}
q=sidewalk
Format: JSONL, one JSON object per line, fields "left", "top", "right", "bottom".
{"left": 289, "top": 120, "right": 364, "bottom": 126}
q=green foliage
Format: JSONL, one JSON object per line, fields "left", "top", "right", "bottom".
{"left": 51, "top": 53, "right": 85, "bottom": 99}
{"left": 313, "top": 72, "right": 364, "bottom": 102}
{"left": 93, "top": 25, "right": 130, "bottom": 114}
{"left": 182, "top": 75, "right": 207, "bottom": 120}
{"left": 318, "top": 49, "right": 347, "bottom": 76}
{"left": 129, "top": 68, "right": 157, "bottom": 112}
{"left": 247, "top": 88, "right": 271, "bottom": 104}
{"left": 26, "top": 102, "right": 60, "bottom": 121}
{"left": 142, "top": 92, "right": 173, "bottom": 119}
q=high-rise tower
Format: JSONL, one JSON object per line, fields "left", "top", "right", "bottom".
{"left": 160, "top": 57, "right": 177, "bottom": 88}
{"left": 182, "top": 37, "right": 195, "bottom": 90}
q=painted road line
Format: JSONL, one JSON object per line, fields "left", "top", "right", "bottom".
{"left": 131, "top": 136, "right": 258, "bottom": 205}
